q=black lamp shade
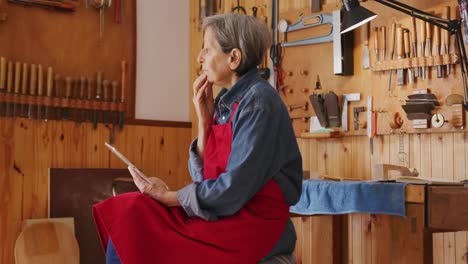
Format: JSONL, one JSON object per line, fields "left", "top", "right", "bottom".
{"left": 341, "top": 0, "right": 377, "bottom": 34}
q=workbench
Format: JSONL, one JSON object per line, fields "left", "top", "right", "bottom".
{"left": 291, "top": 184, "right": 468, "bottom": 264}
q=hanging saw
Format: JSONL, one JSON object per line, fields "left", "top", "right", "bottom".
{"left": 278, "top": 11, "right": 353, "bottom": 75}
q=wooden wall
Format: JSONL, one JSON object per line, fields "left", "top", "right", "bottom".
{"left": 0, "top": 119, "right": 192, "bottom": 264}
{"left": 0, "top": 1, "right": 192, "bottom": 264}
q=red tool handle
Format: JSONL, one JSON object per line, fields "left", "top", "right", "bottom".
{"left": 114, "top": 0, "right": 121, "bottom": 24}
{"left": 372, "top": 112, "right": 377, "bottom": 137}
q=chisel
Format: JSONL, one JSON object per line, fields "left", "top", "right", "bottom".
{"left": 425, "top": 22, "right": 432, "bottom": 78}
{"left": 37, "top": 65, "right": 43, "bottom": 120}
{"left": 44, "top": 68, "right": 53, "bottom": 121}
{"left": 362, "top": 23, "right": 370, "bottom": 69}
{"left": 403, "top": 29, "right": 413, "bottom": 84}
{"left": 119, "top": 61, "right": 126, "bottom": 130}
{"left": 78, "top": 76, "right": 86, "bottom": 123}
{"left": 63, "top": 76, "right": 72, "bottom": 120}
{"left": 102, "top": 79, "right": 110, "bottom": 125}
{"left": 28, "top": 64, "right": 37, "bottom": 119}
{"left": 0, "top": 57, "right": 6, "bottom": 116}
{"left": 373, "top": 27, "right": 379, "bottom": 62}
{"left": 111, "top": 80, "right": 118, "bottom": 127}
{"left": 86, "top": 77, "right": 93, "bottom": 122}
{"left": 110, "top": 80, "right": 119, "bottom": 144}
{"left": 396, "top": 27, "right": 404, "bottom": 85}
{"left": 93, "top": 72, "right": 102, "bottom": 129}
{"left": 5, "top": 61, "right": 13, "bottom": 117}
{"left": 13, "top": 62, "right": 21, "bottom": 118}
{"left": 433, "top": 20, "right": 442, "bottom": 78}
{"left": 443, "top": 6, "right": 450, "bottom": 76}
{"left": 20, "top": 63, "right": 28, "bottom": 117}
{"left": 380, "top": 26, "right": 386, "bottom": 61}
{"left": 54, "top": 74, "right": 61, "bottom": 120}
{"left": 388, "top": 23, "right": 396, "bottom": 92}
{"left": 419, "top": 20, "right": 426, "bottom": 80}
{"left": 411, "top": 17, "right": 419, "bottom": 78}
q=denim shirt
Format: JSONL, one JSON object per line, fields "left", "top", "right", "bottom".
{"left": 177, "top": 69, "right": 303, "bottom": 255}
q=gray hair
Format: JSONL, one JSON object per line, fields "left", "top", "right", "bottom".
{"left": 202, "top": 13, "right": 271, "bottom": 76}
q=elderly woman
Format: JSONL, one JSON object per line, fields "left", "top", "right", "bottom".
{"left": 93, "top": 13, "right": 302, "bottom": 264}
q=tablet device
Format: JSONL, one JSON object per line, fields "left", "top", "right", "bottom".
{"left": 104, "top": 142, "right": 152, "bottom": 184}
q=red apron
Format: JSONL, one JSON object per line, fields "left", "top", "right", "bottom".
{"left": 93, "top": 103, "right": 290, "bottom": 264}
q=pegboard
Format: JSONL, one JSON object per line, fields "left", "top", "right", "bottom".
{"left": 278, "top": 0, "right": 468, "bottom": 137}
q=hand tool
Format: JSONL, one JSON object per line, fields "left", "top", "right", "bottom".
{"left": 362, "top": 23, "right": 370, "bottom": 69}
{"left": 27, "top": 64, "right": 37, "bottom": 119}
{"left": 78, "top": 76, "right": 86, "bottom": 123}
{"left": 419, "top": 20, "right": 426, "bottom": 80}
{"left": 71, "top": 77, "right": 80, "bottom": 121}
{"left": 94, "top": 72, "right": 102, "bottom": 129}
{"left": 86, "top": 77, "right": 93, "bottom": 122}
{"left": 5, "top": 61, "right": 12, "bottom": 117}
{"left": 425, "top": 22, "right": 432, "bottom": 78}
{"left": 279, "top": 11, "right": 351, "bottom": 75}
{"left": 353, "top": 106, "right": 365, "bottom": 130}
{"left": 94, "top": 0, "right": 112, "bottom": 38}
{"left": 367, "top": 96, "right": 374, "bottom": 154}
{"left": 102, "top": 79, "right": 110, "bottom": 125}
{"left": 114, "top": 0, "right": 121, "bottom": 23}
{"left": 403, "top": 29, "right": 413, "bottom": 84}
{"left": 0, "top": 57, "right": 6, "bottom": 115}
{"left": 388, "top": 23, "right": 396, "bottom": 92}
{"left": 44, "top": 68, "right": 53, "bottom": 121}
{"left": 109, "top": 80, "right": 118, "bottom": 143}
{"left": 53, "top": 74, "right": 61, "bottom": 120}
{"left": 380, "top": 26, "right": 386, "bottom": 60}
{"left": 442, "top": 6, "right": 450, "bottom": 76}
{"left": 20, "top": 63, "right": 28, "bottom": 117}
{"left": 7, "top": 0, "right": 76, "bottom": 12}
{"left": 341, "top": 93, "right": 361, "bottom": 132}
{"left": 410, "top": 17, "right": 419, "bottom": 78}
{"left": 36, "top": 64, "right": 43, "bottom": 120}
{"left": 13, "top": 62, "right": 21, "bottom": 118}
{"left": 63, "top": 77, "right": 72, "bottom": 120}
{"left": 396, "top": 27, "right": 404, "bottom": 85}
{"left": 111, "top": 80, "right": 118, "bottom": 125}
{"left": 373, "top": 26, "right": 379, "bottom": 62}
{"left": 119, "top": 61, "right": 126, "bottom": 130}
{"left": 433, "top": 21, "right": 442, "bottom": 78}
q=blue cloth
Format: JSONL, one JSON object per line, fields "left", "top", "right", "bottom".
{"left": 290, "top": 180, "right": 407, "bottom": 217}
{"left": 106, "top": 239, "right": 121, "bottom": 264}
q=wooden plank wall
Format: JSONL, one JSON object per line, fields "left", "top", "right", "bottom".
{"left": 0, "top": 1, "right": 193, "bottom": 264}
{"left": 191, "top": 0, "right": 468, "bottom": 263}
{"left": 0, "top": 119, "right": 192, "bottom": 264}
